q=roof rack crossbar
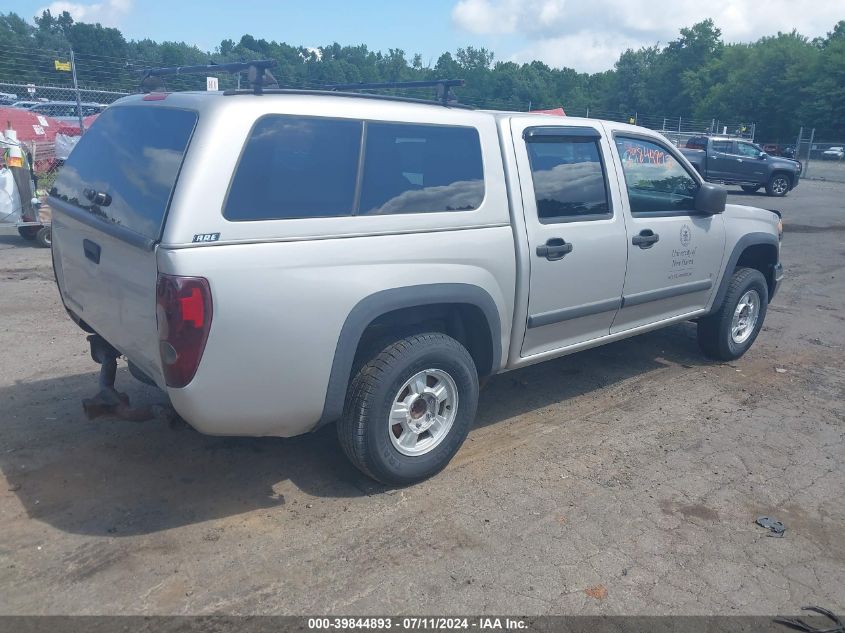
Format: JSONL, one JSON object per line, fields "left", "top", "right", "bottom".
{"left": 138, "top": 60, "right": 277, "bottom": 94}
{"left": 324, "top": 79, "right": 464, "bottom": 105}
{"left": 219, "top": 87, "right": 475, "bottom": 109}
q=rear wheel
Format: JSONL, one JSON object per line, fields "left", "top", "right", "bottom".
{"left": 17, "top": 226, "right": 38, "bottom": 240}
{"left": 765, "top": 173, "right": 790, "bottom": 197}
{"left": 741, "top": 185, "right": 761, "bottom": 193}
{"left": 35, "top": 226, "right": 51, "bottom": 248}
{"left": 338, "top": 332, "right": 478, "bottom": 486}
{"left": 698, "top": 267, "right": 768, "bottom": 361}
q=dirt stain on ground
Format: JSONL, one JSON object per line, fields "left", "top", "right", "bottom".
{"left": 660, "top": 500, "right": 720, "bottom": 522}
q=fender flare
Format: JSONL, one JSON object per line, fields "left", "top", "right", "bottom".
{"left": 708, "top": 232, "right": 779, "bottom": 314}
{"left": 317, "top": 283, "right": 502, "bottom": 428}
{"left": 768, "top": 168, "right": 797, "bottom": 189}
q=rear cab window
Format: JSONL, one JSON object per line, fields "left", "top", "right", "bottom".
{"left": 50, "top": 106, "right": 198, "bottom": 241}
{"left": 223, "top": 115, "right": 484, "bottom": 221}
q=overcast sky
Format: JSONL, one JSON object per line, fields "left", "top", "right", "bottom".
{"left": 7, "top": 0, "right": 844, "bottom": 72}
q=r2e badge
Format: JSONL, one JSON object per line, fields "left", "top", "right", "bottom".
{"left": 192, "top": 233, "right": 220, "bottom": 243}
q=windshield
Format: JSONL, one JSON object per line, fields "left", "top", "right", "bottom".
{"left": 50, "top": 106, "right": 197, "bottom": 240}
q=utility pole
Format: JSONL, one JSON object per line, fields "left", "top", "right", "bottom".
{"left": 70, "top": 49, "right": 85, "bottom": 133}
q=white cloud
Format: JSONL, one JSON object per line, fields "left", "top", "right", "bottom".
{"left": 451, "top": 0, "right": 844, "bottom": 71}
{"left": 37, "top": 0, "right": 133, "bottom": 27}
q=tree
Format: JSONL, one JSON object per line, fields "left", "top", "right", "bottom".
{"left": 0, "top": 10, "right": 843, "bottom": 141}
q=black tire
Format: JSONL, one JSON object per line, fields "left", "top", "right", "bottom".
{"left": 697, "top": 267, "right": 768, "bottom": 361}
{"left": 17, "top": 226, "right": 38, "bottom": 240}
{"left": 35, "top": 226, "right": 51, "bottom": 248}
{"left": 765, "top": 173, "right": 790, "bottom": 197}
{"left": 741, "top": 185, "right": 761, "bottom": 193}
{"left": 338, "top": 332, "right": 478, "bottom": 486}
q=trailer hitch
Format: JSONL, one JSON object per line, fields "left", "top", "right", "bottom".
{"left": 82, "top": 335, "right": 175, "bottom": 423}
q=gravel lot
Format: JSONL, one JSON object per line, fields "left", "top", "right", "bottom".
{"left": 805, "top": 159, "right": 845, "bottom": 184}
{"left": 0, "top": 180, "right": 843, "bottom": 615}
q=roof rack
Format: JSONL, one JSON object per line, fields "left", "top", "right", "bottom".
{"left": 139, "top": 60, "right": 278, "bottom": 94}
{"left": 138, "top": 61, "right": 466, "bottom": 107}
{"left": 324, "top": 79, "right": 464, "bottom": 105}
{"left": 220, "top": 87, "right": 474, "bottom": 109}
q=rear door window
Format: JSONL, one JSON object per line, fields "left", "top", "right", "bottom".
{"left": 525, "top": 135, "right": 611, "bottom": 222}
{"left": 50, "top": 106, "right": 197, "bottom": 240}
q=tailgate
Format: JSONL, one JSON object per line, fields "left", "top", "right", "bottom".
{"left": 50, "top": 105, "right": 198, "bottom": 386}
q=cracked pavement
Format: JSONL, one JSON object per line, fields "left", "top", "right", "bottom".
{"left": 0, "top": 181, "right": 842, "bottom": 615}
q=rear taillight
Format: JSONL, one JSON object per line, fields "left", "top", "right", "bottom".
{"left": 156, "top": 274, "right": 212, "bottom": 388}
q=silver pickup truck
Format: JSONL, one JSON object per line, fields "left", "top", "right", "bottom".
{"left": 50, "top": 89, "right": 784, "bottom": 484}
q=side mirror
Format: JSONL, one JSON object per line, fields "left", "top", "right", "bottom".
{"left": 758, "top": 151, "right": 768, "bottom": 159}
{"left": 695, "top": 182, "right": 726, "bottom": 215}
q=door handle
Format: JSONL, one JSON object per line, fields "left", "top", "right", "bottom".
{"left": 631, "top": 230, "right": 659, "bottom": 249}
{"left": 536, "top": 238, "right": 573, "bottom": 261}
{"left": 83, "top": 239, "right": 101, "bottom": 264}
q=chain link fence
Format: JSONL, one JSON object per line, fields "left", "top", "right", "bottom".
{"left": 1, "top": 65, "right": 132, "bottom": 243}
{"left": 8, "top": 39, "right": 843, "bottom": 221}
{"left": 795, "top": 136, "right": 845, "bottom": 183}
{"left": 1, "top": 81, "right": 128, "bottom": 206}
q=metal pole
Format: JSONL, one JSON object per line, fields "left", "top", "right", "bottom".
{"left": 634, "top": 111, "right": 638, "bottom": 125}
{"left": 795, "top": 126, "right": 803, "bottom": 161}
{"left": 678, "top": 117, "right": 682, "bottom": 133}
{"left": 662, "top": 117, "right": 666, "bottom": 131}
{"left": 751, "top": 122, "right": 756, "bottom": 142}
{"left": 805, "top": 128, "right": 815, "bottom": 177}
{"left": 586, "top": 107, "right": 589, "bottom": 118}
{"left": 70, "top": 49, "right": 85, "bottom": 133}
{"left": 527, "top": 100, "right": 532, "bottom": 112}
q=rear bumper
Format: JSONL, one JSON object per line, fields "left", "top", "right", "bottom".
{"left": 167, "top": 385, "right": 319, "bottom": 437}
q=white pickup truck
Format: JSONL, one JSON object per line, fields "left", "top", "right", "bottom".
{"left": 50, "top": 85, "right": 783, "bottom": 485}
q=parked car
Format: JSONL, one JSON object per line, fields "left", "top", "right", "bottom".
{"left": 26, "top": 101, "right": 106, "bottom": 125}
{"left": 681, "top": 136, "right": 801, "bottom": 196}
{"left": 821, "top": 146, "right": 844, "bottom": 160}
{"left": 50, "top": 91, "right": 783, "bottom": 485}
{"left": 12, "top": 100, "right": 48, "bottom": 109}
{"left": 0, "top": 92, "right": 18, "bottom": 106}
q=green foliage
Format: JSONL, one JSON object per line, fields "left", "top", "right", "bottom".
{"left": 1, "top": 11, "right": 843, "bottom": 141}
